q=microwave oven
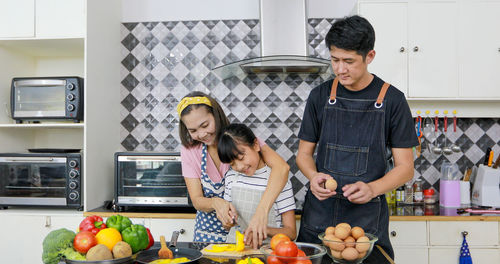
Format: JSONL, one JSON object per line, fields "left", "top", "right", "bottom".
{"left": 11, "top": 76, "right": 83, "bottom": 123}
{"left": 114, "top": 152, "right": 192, "bottom": 211}
{"left": 0, "top": 153, "right": 82, "bottom": 209}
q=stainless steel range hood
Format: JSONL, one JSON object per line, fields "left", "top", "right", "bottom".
{"left": 213, "top": 0, "right": 332, "bottom": 79}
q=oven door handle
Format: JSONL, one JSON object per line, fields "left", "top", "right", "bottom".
{"left": 1, "top": 157, "right": 65, "bottom": 163}
{"left": 119, "top": 156, "right": 181, "bottom": 161}
{"left": 14, "top": 79, "right": 66, "bottom": 87}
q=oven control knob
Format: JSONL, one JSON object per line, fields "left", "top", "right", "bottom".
{"left": 69, "top": 169, "right": 79, "bottom": 178}
{"left": 67, "top": 104, "right": 75, "bottom": 112}
{"left": 67, "top": 83, "right": 75, "bottom": 90}
{"left": 69, "top": 160, "right": 78, "bottom": 168}
{"left": 67, "top": 94, "right": 75, "bottom": 101}
{"left": 69, "top": 191, "right": 79, "bottom": 200}
{"left": 69, "top": 181, "right": 79, "bottom": 190}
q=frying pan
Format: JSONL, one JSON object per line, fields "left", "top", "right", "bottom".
{"left": 136, "top": 230, "right": 202, "bottom": 264}
{"left": 64, "top": 254, "right": 136, "bottom": 264}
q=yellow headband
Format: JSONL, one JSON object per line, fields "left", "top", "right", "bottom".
{"left": 177, "top": 96, "right": 213, "bottom": 117}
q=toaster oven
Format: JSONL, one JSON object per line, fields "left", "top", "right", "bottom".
{"left": 11, "top": 76, "right": 83, "bottom": 123}
{"left": 114, "top": 152, "right": 192, "bottom": 211}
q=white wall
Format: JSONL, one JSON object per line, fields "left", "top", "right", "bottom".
{"left": 307, "top": 0, "right": 358, "bottom": 18}
{"left": 122, "top": 0, "right": 260, "bottom": 22}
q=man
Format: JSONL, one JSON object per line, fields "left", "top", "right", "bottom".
{"left": 296, "top": 15, "right": 418, "bottom": 263}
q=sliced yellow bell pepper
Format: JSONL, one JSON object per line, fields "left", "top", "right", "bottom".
{"left": 237, "top": 257, "right": 264, "bottom": 264}
{"left": 205, "top": 244, "right": 237, "bottom": 252}
{"left": 235, "top": 230, "right": 245, "bottom": 251}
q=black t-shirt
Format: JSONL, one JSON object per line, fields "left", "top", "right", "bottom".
{"left": 298, "top": 74, "right": 419, "bottom": 149}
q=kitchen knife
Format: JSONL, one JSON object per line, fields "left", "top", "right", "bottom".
{"left": 483, "top": 147, "right": 492, "bottom": 165}
{"left": 493, "top": 154, "right": 500, "bottom": 169}
{"left": 488, "top": 151, "right": 494, "bottom": 167}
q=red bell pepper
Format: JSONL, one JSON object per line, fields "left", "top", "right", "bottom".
{"left": 145, "top": 227, "right": 154, "bottom": 250}
{"left": 79, "top": 216, "right": 107, "bottom": 235}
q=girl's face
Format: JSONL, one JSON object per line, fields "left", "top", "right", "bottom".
{"left": 230, "top": 141, "right": 265, "bottom": 176}
{"left": 182, "top": 107, "right": 217, "bottom": 146}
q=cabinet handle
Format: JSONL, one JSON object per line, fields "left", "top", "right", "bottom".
{"left": 400, "top": 47, "right": 405, "bottom": 52}
{"left": 413, "top": 46, "right": 419, "bottom": 52}
{"left": 179, "top": 229, "right": 185, "bottom": 234}
{"left": 45, "top": 216, "right": 51, "bottom": 227}
{"left": 390, "top": 231, "right": 397, "bottom": 237}
{"left": 462, "top": 231, "right": 468, "bottom": 237}
{"left": 498, "top": 48, "right": 500, "bottom": 52}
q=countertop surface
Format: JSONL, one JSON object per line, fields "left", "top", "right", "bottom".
{"left": 81, "top": 204, "right": 500, "bottom": 221}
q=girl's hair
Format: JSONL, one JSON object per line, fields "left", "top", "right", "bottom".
{"left": 178, "top": 91, "right": 230, "bottom": 147}
{"left": 217, "top": 123, "right": 258, "bottom": 164}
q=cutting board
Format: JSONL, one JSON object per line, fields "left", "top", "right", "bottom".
{"left": 201, "top": 244, "right": 262, "bottom": 258}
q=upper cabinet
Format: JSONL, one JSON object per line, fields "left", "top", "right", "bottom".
{"left": 358, "top": 0, "right": 500, "bottom": 100}
{"left": 0, "top": 0, "right": 85, "bottom": 39}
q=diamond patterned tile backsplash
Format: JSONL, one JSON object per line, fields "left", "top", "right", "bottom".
{"left": 121, "top": 18, "right": 500, "bottom": 207}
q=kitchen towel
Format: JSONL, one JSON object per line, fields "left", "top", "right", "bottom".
{"left": 459, "top": 233, "right": 473, "bottom": 264}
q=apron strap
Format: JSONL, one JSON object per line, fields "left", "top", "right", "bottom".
{"left": 329, "top": 77, "right": 391, "bottom": 107}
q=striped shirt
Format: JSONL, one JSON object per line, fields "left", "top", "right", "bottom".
{"left": 224, "top": 165, "right": 296, "bottom": 227}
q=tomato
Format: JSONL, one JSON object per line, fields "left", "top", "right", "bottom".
{"left": 296, "top": 249, "right": 306, "bottom": 257}
{"left": 270, "top": 233, "right": 291, "bottom": 250}
{"left": 73, "top": 231, "right": 97, "bottom": 253}
{"left": 267, "top": 251, "right": 284, "bottom": 264}
{"left": 275, "top": 241, "right": 298, "bottom": 263}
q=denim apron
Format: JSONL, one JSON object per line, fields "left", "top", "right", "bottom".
{"left": 297, "top": 78, "right": 394, "bottom": 260}
{"left": 193, "top": 144, "right": 229, "bottom": 242}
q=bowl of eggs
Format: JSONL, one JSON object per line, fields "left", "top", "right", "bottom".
{"left": 318, "top": 223, "right": 378, "bottom": 264}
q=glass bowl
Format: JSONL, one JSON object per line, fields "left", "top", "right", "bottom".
{"left": 260, "top": 242, "right": 326, "bottom": 264}
{"left": 318, "top": 232, "right": 378, "bottom": 264}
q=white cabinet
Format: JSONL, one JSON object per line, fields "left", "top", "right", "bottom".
{"left": 0, "top": 0, "right": 85, "bottom": 39}
{"left": 458, "top": 0, "right": 500, "bottom": 98}
{"left": 429, "top": 221, "right": 498, "bottom": 247}
{"left": 0, "top": 211, "right": 83, "bottom": 264}
{"left": 358, "top": 0, "right": 458, "bottom": 98}
{"left": 389, "top": 221, "right": 428, "bottom": 263}
{"left": 150, "top": 219, "right": 196, "bottom": 242}
{"left": 0, "top": 0, "right": 35, "bottom": 38}
{"left": 429, "top": 248, "right": 500, "bottom": 264}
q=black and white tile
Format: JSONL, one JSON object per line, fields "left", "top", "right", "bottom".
{"left": 121, "top": 18, "right": 500, "bottom": 207}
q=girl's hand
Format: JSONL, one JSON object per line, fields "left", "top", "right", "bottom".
{"left": 244, "top": 209, "right": 267, "bottom": 249}
{"left": 342, "top": 181, "right": 374, "bottom": 204}
{"left": 212, "top": 198, "right": 236, "bottom": 228}
{"left": 310, "top": 172, "right": 336, "bottom": 200}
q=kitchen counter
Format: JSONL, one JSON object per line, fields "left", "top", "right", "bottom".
{"left": 83, "top": 204, "right": 500, "bottom": 221}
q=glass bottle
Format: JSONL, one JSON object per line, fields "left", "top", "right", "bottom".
{"left": 413, "top": 179, "right": 423, "bottom": 203}
{"left": 396, "top": 186, "right": 404, "bottom": 204}
{"left": 404, "top": 182, "right": 413, "bottom": 204}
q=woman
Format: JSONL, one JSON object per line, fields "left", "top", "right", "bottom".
{"left": 177, "top": 91, "right": 289, "bottom": 247}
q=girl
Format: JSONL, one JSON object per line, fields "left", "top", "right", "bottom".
{"left": 177, "top": 91, "right": 289, "bottom": 246}
{"left": 218, "top": 123, "right": 296, "bottom": 240}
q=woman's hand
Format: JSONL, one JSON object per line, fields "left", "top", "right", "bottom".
{"left": 244, "top": 208, "right": 268, "bottom": 249}
{"left": 310, "top": 172, "right": 335, "bottom": 200}
{"left": 212, "top": 197, "right": 236, "bottom": 228}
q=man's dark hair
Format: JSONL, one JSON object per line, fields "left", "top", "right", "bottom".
{"left": 325, "top": 15, "right": 375, "bottom": 59}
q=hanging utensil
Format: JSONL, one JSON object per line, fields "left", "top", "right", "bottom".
{"left": 442, "top": 116, "right": 453, "bottom": 155}
{"left": 415, "top": 115, "right": 423, "bottom": 157}
{"left": 451, "top": 111, "right": 461, "bottom": 153}
{"left": 431, "top": 115, "right": 442, "bottom": 155}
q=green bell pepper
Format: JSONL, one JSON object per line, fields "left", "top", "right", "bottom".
{"left": 105, "top": 215, "right": 132, "bottom": 232}
{"left": 121, "top": 224, "right": 149, "bottom": 253}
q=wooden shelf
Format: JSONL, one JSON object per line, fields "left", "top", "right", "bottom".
{"left": 0, "top": 38, "right": 84, "bottom": 57}
{"left": 0, "top": 123, "right": 84, "bottom": 128}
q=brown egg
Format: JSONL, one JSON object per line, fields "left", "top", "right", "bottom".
{"left": 358, "top": 250, "right": 367, "bottom": 259}
{"left": 351, "top": 226, "right": 365, "bottom": 239}
{"left": 330, "top": 249, "right": 343, "bottom": 259}
{"left": 336, "top": 223, "right": 352, "bottom": 233}
{"left": 328, "top": 236, "right": 345, "bottom": 251}
{"left": 325, "top": 178, "right": 337, "bottom": 191}
{"left": 341, "top": 247, "right": 359, "bottom": 261}
{"left": 325, "top": 226, "right": 335, "bottom": 236}
{"left": 355, "top": 236, "right": 370, "bottom": 253}
{"left": 334, "top": 227, "right": 349, "bottom": 240}
{"left": 323, "top": 234, "right": 336, "bottom": 248}
{"left": 344, "top": 236, "right": 355, "bottom": 247}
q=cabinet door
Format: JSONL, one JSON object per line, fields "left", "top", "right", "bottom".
{"left": 0, "top": 215, "right": 45, "bottom": 263}
{"left": 0, "top": 0, "right": 35, "bottom": 38}
{"left": 359, "top": 2, "right": 409, "bottom": 96}
{"left": 394, "top": 247, "right": 428, "bottom": 264}
{"left": 150, "top": 219, "right": 195, "bottom": 242}
{"left": 389, "top": 221, "right": 427, "bottom": 246}
{"left": 459, "top": 1, "right": 500, "bottom": 98}
{"left": 408, "top": 1, "right": 458, "bottom": 98}
{"left": 429, "top": 221, "right": 498, "bottom": 246}
{"left": 36, "top": 0, "right": 85, "bottom": 38}
{"left": 429, "top": 248, "right": 500, "bottom": 264}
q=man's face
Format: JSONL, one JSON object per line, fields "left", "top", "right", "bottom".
{"left": 330, "top": 46, "right": 375, "bottom": 90}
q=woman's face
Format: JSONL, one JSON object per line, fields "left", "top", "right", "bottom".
{"left": 182, "top": 106, "right": 217, "bottom": 146}
{"left": 230, "top": 141, "right": 263, "bottom": 176}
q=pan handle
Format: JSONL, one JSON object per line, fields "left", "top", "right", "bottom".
{"left": 170, "top": 229, "right": 185, "bottom": 248}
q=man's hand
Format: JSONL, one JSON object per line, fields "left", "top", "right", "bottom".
{"left": 310, "top": 172, "right": 336, "bottom": 200}
{"left": 244, "top": 209, "right": 267, "bottom": 249}
{"left": 212, "top": 198, "right": 236, "bottom": 228}
{"left": 342, "top": 181, "right": 374, "bottom": 204}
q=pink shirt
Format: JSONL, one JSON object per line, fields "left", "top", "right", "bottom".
{"left": 181, "top": 139, "right": 266, "bottom": 183}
